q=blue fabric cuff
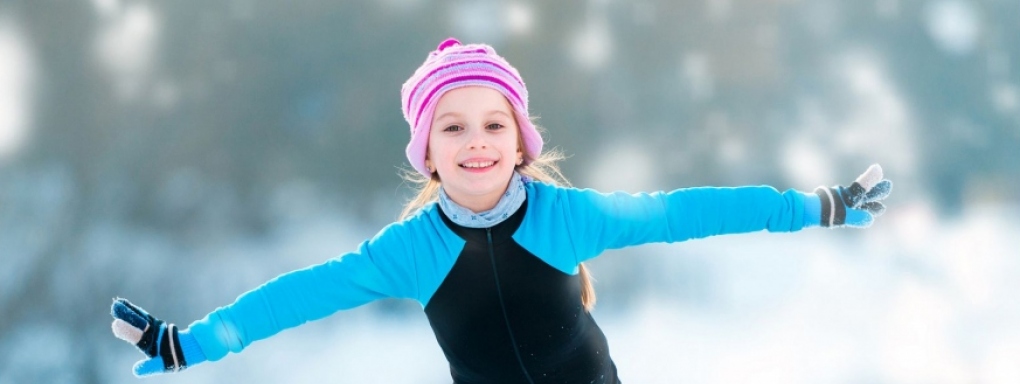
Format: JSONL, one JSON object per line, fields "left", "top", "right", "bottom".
{"left": 802, "top": 192, "right": 821, "bottom": 228}
{"left": 178, "top": 329, "right": 208, "bottom": 366}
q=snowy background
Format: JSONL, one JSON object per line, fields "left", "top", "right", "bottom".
{"left": 1, "top": 0, "right": 1018, "bottom": 383}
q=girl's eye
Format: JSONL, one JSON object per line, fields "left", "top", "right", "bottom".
{"left": 486, "top": 123, "right": 504, "bottom": 130}
{"left": 443, "top": 125, "right": 462, "bottom": 132}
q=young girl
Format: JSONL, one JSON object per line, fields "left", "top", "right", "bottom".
{"left": 110, "top": 38, "right": 891, "bottom": 383}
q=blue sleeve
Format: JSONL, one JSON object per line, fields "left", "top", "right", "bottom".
{"left": 186, "top": 221, "right": 420, "bottom": 362}
{"left": 563, "top": 186, "right": 808, "bottom": 262}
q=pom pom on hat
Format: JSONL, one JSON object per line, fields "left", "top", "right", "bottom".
{"left": 401, "top": 38, "right": 542, "bottom": 177}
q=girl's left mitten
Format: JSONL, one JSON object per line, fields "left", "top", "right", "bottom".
{"left": 110, "top": 298, "right": 207, "bottom": 377}
{"left": 812, "top": 164, "right": 893, "bottom": 228}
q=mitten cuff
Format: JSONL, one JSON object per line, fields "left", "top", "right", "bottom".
{"left": 178, "top": 330, "right": 208, "bottom": 367}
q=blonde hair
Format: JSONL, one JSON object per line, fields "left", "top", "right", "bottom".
{"left": 399, "top": 136, "right": 598, "bottom": 311}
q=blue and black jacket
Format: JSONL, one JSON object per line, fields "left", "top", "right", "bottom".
{"left": 186, "top": 181, "right": 808, "bottom": 383}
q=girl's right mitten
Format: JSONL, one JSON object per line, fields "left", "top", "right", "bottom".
{"left": 110, "top": 298, "right": 207, "bottom": 377}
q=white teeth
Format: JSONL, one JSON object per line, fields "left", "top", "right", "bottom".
{"left": 461, "top": 161, "right": 495, "bottom": 168}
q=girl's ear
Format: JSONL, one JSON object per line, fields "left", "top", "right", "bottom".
{"left": 516, "top": 148, "right": 523, "bottom": 166}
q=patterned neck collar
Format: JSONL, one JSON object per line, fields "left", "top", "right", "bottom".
{"left": 438, "top": 172, "right": 528, "bottom": 228}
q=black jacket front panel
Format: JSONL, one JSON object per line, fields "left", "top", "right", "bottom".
{"left": 424, "top": 200, "right": 618, "bottom": 384}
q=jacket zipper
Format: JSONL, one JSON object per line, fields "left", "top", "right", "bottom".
{"left": 487, "top": 228, "right": 535, "bottom": 384}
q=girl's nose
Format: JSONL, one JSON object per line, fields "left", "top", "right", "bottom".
{"left": 466, "top": 128, "right": 488, "bottom": 149}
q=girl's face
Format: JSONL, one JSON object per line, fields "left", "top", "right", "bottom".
{"left": 427, "top": 86, "right": 523, "bottom": 212}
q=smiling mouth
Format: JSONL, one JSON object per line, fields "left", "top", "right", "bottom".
{"left": 460, "top": 160, "right": 497, "bottom": 169}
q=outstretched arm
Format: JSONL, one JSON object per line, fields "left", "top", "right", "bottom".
{"left": 110, "top": 223, "right": 420, "bottom": 376}
{"left": 562, "top": 164, "right": 892, "bottom": 262}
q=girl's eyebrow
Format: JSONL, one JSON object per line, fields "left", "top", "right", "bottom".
{"left": 486, "top": 110, "right": 513, "bottom": 119}
{"left": 434, "top": 111, "right": 461, "bottom": 121}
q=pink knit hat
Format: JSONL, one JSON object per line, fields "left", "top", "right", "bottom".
{"left": 401, "top": 38, "right": 543, "bottom": 177}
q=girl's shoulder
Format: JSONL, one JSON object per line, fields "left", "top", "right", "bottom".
{"left": 523, "top": 180, "right": 608, "bottom": 218}
{"left": 523, "top": 178, "right": 576, "bottom": 197}
{"left": 391, "top": 201, "right": 443, "bottom": 230}
{"left": 524, "top": 179, "right": 603, "bottom": 205}
{"left": 371, "top": 201, "right": 462, "bottom": 254}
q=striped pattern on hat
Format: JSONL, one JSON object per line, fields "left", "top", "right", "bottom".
{"left": 401, "top": 38, "right": 543, "bottom": 177}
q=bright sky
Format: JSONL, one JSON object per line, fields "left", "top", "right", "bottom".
{"left": 0, "top": 18, "right": 34, "bottom": 162}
